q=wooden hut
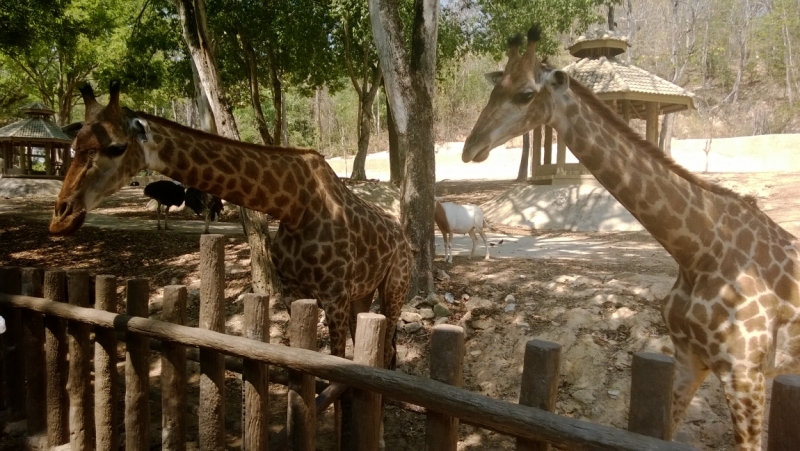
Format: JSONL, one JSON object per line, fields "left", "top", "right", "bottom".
{"left": 530, "top": 30, "right": 695, "bottom": 185}
{"left": 0, "top": 103, "right": 73, "bottom": 178}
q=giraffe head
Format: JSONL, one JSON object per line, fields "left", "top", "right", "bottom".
{"left": 50, "top": 81, "right": 151, "bottom": 235}
{"left": 463, "top": 25, "right": 569, "bottom": 163}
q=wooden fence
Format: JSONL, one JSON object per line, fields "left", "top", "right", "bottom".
{"left": 0, "top": 234, "right": 797, "bottom": 450}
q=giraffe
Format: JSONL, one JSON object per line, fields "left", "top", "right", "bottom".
{"left": 462, "top": 26, "right": 800, "bottom": 450}
{"left": 49, "top": 81, "right": 411, "bottom": 368}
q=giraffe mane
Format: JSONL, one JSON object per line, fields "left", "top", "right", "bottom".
{"left": 563, "top": 74, "right": 758, "bottom": 207}
{"left": 133, "top": 110, "right": 325, "bottom": 158}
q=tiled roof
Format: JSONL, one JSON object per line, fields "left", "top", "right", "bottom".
{"left": 0, "top": 116, "right": 73, "bottom": 142}
{"left": 564, "top": 57, "right": 694, "bottom": 101}
{"left": 20, "top": 102, "right": 56, "bottom": 116}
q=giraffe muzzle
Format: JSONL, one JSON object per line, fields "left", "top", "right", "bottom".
{"left": 49, "top": 200, "right": 87, "bottom": 236}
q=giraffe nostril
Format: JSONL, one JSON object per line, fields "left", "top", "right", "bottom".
{"left": 55, "top": 201, "right": 72, "bottom": 218}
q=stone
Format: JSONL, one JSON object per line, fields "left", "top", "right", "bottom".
{"left": 408, "top": 295, "right": 425, "bottom": 308}
{"left": 403, "top": 322, "right": 423, "bottom": 334}
{"left": 504, "top": 303, "right": 516, "bottom": 312}
{"left": 461, "top": 293, "right": 470, "bottom": 301}
{"left": 433, "top": 303, "right": 452, "bottom": 318}
{"left": 419, "top": 308, "right": 435, "bottom": 319}
{"left": 607, "top": 389, "right": 620, "bottom": 399}
{"left": 504, "top": 294, "right": 516, "bottom": 303}
{"left": 444, "top": 292, "right": 455, "bottom": 303}
{"left": 436, "top": 269, "right": 451, "bottom": 280}
{"left": 423, "top": 292, "right": 441, "bottom": 306}
{"left": 400, "top": 311, "right": 422, "bottom": 323}
{"left": 434, "top": 317, "right": 449, "bottom": 326}
{"left": 571, "top": 389, "right": 596, "bottom": 404}
{"left": 470, "top": 350, "right": 482, "bottom": 357}
{"left": 465, "top": 296, "right": 493, "bottom": 312}
{"left": 471, "top": 319, "right": 493, "bottom": 330}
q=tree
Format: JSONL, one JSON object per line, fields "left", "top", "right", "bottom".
{"left": 175, "top": 0, "right": 281, "bottom": 303}
{"left": 332, "top": 0, "right": 383, "bottom": 180}
{"left": 369, "top": 0, "right": 439, "bottom": 297}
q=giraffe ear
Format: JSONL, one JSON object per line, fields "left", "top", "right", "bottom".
{"left": 130, "top": 118, "right": 150, "bottom": 143}
{"left": 545, "top": 70, "right": 569, "bottom": 94}
{"left": 484, "top": 71, "right": 503, "bottom": 86}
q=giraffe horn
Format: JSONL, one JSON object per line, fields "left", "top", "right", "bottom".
{"left": 525, "top": 24, "right": 542, "bottom": 57}
{"left": 79, "top": 82, "right": 102, "bottom": 120}
{"left": 109, "top": 80, "right": 121, "bottom": 107}
{"left": 507, "top": 33, "right": 523, "bottom": 61}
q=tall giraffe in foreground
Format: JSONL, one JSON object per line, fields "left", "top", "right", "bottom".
{"left": 463, "top": 27, "right": 800, "bottom": 451}
{"left": 50, "top": 82, "right": 411, "bottom": 368}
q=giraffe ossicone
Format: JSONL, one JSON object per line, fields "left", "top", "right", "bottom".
{"left": 463, "top": 25, "right": 800, "bottom": 451}
{"left": 50, "top": 81, "right": 412, "bottom": 368}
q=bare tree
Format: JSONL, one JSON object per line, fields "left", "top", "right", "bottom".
{"left": 369, "top": 0, "right": 438, "bottom": 296}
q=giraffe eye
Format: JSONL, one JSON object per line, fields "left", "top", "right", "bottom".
{"left": 514, "top": 91, "right": 535, "bottom": 104}
{"left": 104, "top": 144, "right": 127, "bottom": 157}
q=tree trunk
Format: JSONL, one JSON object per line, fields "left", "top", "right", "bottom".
{"left": 265, "top": 46, "right": 284, "bottom": 146}
{"left": 386, "top": 92, "right": 404, "bottom": 185}
{"left": 517, "top": 132, "right": 530, "bottom": 181}
{"left": 242, "top": 37, "right": 274, "bottom": 145}
{"left": 659, "top": 114, "right": 674, "bottom": 156}
{"left": 176, "top": 0, "right": 280, "bottom": 300}
{"left": 369, "top": 0, "right": 438, "bottom": 297}
{"left": 351, "top": 66, "right": 383, "bottom": 181}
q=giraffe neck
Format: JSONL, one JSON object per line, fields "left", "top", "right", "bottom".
{"left": 549, "top": 86, "right": 748, "bottom": 268}
{"left": 140, "top": 113, "right": 335, "bottom": 230}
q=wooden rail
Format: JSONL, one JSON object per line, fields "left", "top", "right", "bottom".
{"left": 0, "top": 290, "right": 695, "bottom": 451}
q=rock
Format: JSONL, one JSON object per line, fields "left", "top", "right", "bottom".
{"left": 436, "top": 269, "right": 450, "bottom": 280}
{"left": 465, "top": 296, "right": 493, "bottom": 312}
{"left": 401, "top": 304, "right": 417, "bottom": 313}
{"left": 433, "top": 303, "right": 452, "bottom": 318}
{"left": 408, "top": 295, "right": 425, "bottom": 308}
{"left": 504, "top": 303, "right": 516, "bottom": 312}
{"left": 423, "top": 292, "right": 441, "bottom": 307}
{"left": 444, "top": 292, "right": 455, "bottom": 303}
{"left": 434, "top": 317, "right": 449, "bottom": 326}
{"left": 571, "top": 389, "right": 596, "bottom": 404}
{"left": 403, "top": 322, "right": 423, "bottom": 333}
{"left": 607, "top": 389, "right": 620, "bottom": 399}
{"left": 504, "top": 294, "right": 516, "bottom": 303}
{"left": 419, "top": 308, "right": 435, "bottom": 319}
{"left": 400, "top": 311, "right": 422, "bottom": 323}
{"left": 471, "top": 318, "right": 493, "bottom": 330}
{"left": 470, "top": 350, "right": 482, "bottom": 357}
{"left": 461, "top": 293, "right": 470, "bottom": 301}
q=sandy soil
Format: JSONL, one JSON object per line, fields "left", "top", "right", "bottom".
{"left": 2, "top": 171, "right": 799, "bottom": 450}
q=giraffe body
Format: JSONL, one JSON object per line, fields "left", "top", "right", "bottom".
{"left": 50, "top": 83, "right": 411, "bottom": 367}
{"left": 462, "top": 27, "right": 800, "bottom": 451}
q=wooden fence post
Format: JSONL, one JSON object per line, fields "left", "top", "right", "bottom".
{"left": 628, "top": 352, "right": 674, "bottom": 440}
{"left": 426, "top": 324, "right": 465, "bottom": 451}
{"left": 44, "top": 270, "right": 69, "bottom": 447}
{"left": 67, "top": 270, "right": 95, "bottom": 450}
{"left": 21, "top": 268, "right": 47, "bottom": 438}
{"left": 243, "top": 293, "right": 270, "bottom": 451}
{"left": 95, "top": 275, "right": 119, "bottom": 451}
{"left": 345, "top": 313, "right": 386, "bottom": 451}
{"left": 287, "top": 299, "right": 318, "bottom": 451}
{"left": 126, "top": 278, "right": 151, "bottom": 451}
{"left": 162, "top": 285, "right": 188, "bottom": 451}
{"left": 199, "top": 234, "right": 226, "bottom": 451}
{"left": 517, "top": 340, "right": 561, "bottom": 451}
{"left": 0, "top": 266, "right": 25, "bottom": 420}
{"left": 767, "top": 374, "right": 800, "bottom": 451}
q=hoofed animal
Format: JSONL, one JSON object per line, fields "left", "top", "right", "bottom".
{"left": 434, "top": 198, "right": 490, "bottom": 263}
{"left": 49, "top": 81, "right": 411, "bottom": 370}
{"left": 143, "top": 180, "right": 185, "bottom": 231}
{"left": 184, "top": 187, "right": 223, "bottom": 234}
{"left": 461, "top": 25, "right": 800, "bottom": 450}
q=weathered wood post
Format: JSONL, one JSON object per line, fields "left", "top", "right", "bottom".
{"left": 242, "top": 293, "right": 270, "bottom": 451}
{"left": 95, "top": 275, "right": 119, "bottom": 451}
{"left": 162, "top": 285, "right": 188, "bottom": 451}
{"left": 199, "top": 234, "right": 226, "bottom": 450}
{"left": 517, "top": 340, "right": 561, "bottom": 451}
{"left": 21, "top": 267, "right": 47, "bottom": 438}
{"left": 287, "top": 299, "right": 318, "bottom": 451}
{"left": 767, "top": 374, "right": 800, "bottom": 450}
{"left": 126, "top": 278, "right": 151, "bottom": 451}
{"left": 628, "top": 352, "right": 675, "bottom": 440}
{"left": 345, "top": 312, "right": 386, "bottom": 451}
{"left": 426, "top": 324, "right": 465, "bottom": 451}
{"left": 0, "top": 266, "right": 25, "bottom": 420}
{"left": 67, "top": 270, "right": 95, "bottom": 449}
{"left": 44, "top": 270, "right": 69, "bottom": 447}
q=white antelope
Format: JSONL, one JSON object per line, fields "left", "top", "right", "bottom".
{"left": 434, "top": 198, "right": 490, "bottom": 263}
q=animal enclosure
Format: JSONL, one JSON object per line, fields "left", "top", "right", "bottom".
{"left": 0, "top": 235, "right": 798, "bottom": 450}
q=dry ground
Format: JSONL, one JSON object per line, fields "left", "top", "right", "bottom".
{"left": 1, "top": 172, "right": 798, "bottom": 450}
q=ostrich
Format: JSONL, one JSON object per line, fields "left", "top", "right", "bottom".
{"left": 184, "top": 188, "right": 223, "bottom": 234}
{"left": 143, "top": 180, "right": 185, "bottom": 230}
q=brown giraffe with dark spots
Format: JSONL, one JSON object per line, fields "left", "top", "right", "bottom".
{"left": 462, "top": 26, "right": 800, "bottom": 451}
{"left": 50, "top": 82, "right": 411, "bottom": 368}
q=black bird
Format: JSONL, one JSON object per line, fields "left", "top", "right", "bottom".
{"left": 143, "top": 180, "right": 185, "bottom": 230}
{"left": 184, "top": 188, "right": 224, "bottom": 234}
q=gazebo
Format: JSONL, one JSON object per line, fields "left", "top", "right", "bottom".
{"left": 0, "top": 102, "right": 73, "bottom": 178}
{"left": 529, "top": 29, "right": 695, "bottom": 185}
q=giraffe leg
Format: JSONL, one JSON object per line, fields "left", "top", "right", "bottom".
{"left": 478, "top": 229, "right": 490, "bottom": 260}
{"left": 670, "top": 342, "right": 710, "bottom": 437}
{"left": 323, "top": 298, "right": 350, "bottom": 359}
{"left": 468, "top": 229, "right": 478, "bottom": 259}
{"left": 718, "top": 367, "right": 766, "bottom": 451}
